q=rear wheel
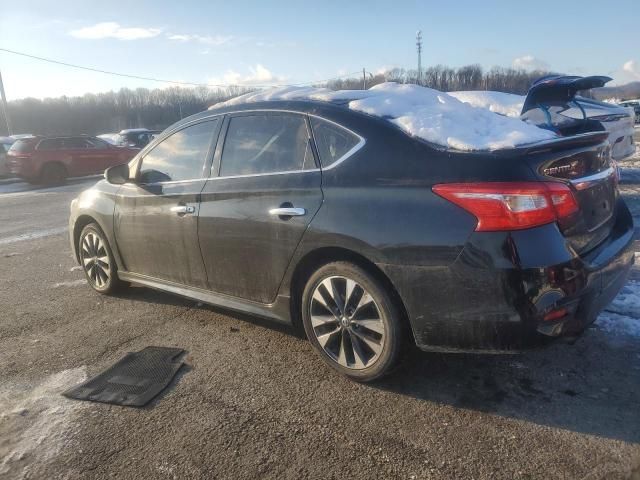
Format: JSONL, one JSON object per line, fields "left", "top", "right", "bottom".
{"left": 78, "top": 223, "right": 126, "bottom": 294}
{"left": 301, "top": 262, "right": 404, "bottom": 382}
{"left": 40, "top": 163, "right": 67, "bottom": 185}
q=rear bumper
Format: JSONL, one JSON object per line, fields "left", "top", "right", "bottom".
{"left": 8, "top": 157, "right": 38, "bottom": 180}
{"left": 379, "top": 199, "right": 636, "bottom": 352}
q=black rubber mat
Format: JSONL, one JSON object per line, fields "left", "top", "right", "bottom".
{"left": 63, "top": 347, "right": 186, "bottom": 407}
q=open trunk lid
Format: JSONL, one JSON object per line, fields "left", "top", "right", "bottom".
{"left": 521, "top": 75, "right": 612, "bottom": 115}
{"left": 520, "top": 132, "right": 618, "bottom": 255}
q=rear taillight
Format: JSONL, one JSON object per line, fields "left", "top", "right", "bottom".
{"left": 432, "top": 182, "right": 579, "bottom": 232}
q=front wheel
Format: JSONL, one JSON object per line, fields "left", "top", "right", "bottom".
{"left": 78, "top": 223, "right": 126, "bottom": 294}
{"left": 301, "top": 262, "right": 404, "bottom": 382}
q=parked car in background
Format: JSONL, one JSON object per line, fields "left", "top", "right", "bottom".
{"left": 619, "top": 99, "right": 640, "bottom": 124}
{"left": 69, "top": 87, "right": 634, "bottom": 381}
{"left": 96, "top": 129, "right": 163, "bottom": 149}
{"left": 97, "top": 133, "right": 121, "bottom": 145}
{"left": 117, "top": 128, "right": 162, "bottom": 148}
{"left": 0, "top": 136, "right": 15, "bottom": 177}
{"left": 8, "top": 135, "right": 138, "bottom": 184}
{"left": 449, "top": 75, "right": 637, "bottom": 161}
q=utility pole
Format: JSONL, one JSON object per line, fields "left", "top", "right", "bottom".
{"left": 363, "top": 68, "right": 366, "bottom": 90}
{"left": 0, "top": 69, "right": 12, "bottom": 136}
{"left": 416, "top": 30, "right": 423, "bottom": 85}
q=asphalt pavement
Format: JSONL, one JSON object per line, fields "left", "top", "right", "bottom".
{"left": 0, "top": 173, "right": 639, "bottom": 480}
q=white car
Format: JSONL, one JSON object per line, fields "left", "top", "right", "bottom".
{"left": 618, "top": 100, "right": 640, "bottom": 124}
{"left": 449, "top": 75, "right": 636, "bottom": 161}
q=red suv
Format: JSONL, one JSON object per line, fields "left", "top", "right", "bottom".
{"left": 7, "top": 136, "right": 138, "bottom": 184}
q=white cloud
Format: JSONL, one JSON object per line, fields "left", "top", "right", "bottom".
{"left": 208, "top": 64, "right": 286, "bottom": 86}
{"left": 167, "top": 33, "right": 233, "bottom": 46}
{"left": 512, "top": 55, "right": 549, "bottom": 71}
{"left": 622, "top": 60, "right": 640, "bottom": 80}
{"left": 69, "top": 22, "right": 161, "bottom": 40}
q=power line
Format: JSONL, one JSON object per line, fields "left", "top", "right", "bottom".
{"left": 0, "top": 47, "right": 361, "bottom": 89}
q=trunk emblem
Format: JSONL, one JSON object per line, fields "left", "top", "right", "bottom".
{"left": 543, "top": 165, "right": 572, "bottom": 176}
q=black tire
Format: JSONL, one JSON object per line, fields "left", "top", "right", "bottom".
{"left": 78, "top": 223, "right": 127, "bottom": 294}
{"left": 301, "top": 261, "right": 404, "bottom": 382}
{"left": 40, "top": 163, "right": 67, "bottom": 185}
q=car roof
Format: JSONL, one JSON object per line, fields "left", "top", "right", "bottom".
{"left": 207, "top": 98, "right": 350, "bottom": 114}
{"left": 182, "top": 99, "right": 361, "bottom": 130}
{"left": 36, "top": 135, "right": 97, "bottom": 140}
{"left": 119, "top": 128, "right": 152, "bottom": 134}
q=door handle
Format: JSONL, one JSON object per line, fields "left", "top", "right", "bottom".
{"left": 170, "top": 205, "right": 196, "bottom": 215}
{"left": 269, "top": 207, "right": 306, "bottom": 217}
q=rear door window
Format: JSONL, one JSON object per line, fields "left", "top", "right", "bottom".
{"left": 138, "top": 120, "right": 217, "bottom": 184}
{"left": 310, "top": 117, "right": 361, "bottom": 167}
{"left": 219, "top": 113, "right": 313, "bottom": 176}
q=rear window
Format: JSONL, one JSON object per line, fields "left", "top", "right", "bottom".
{"left": 310, "top": 117, "right": 361, "bottom": 167}
{"left": 8, "top": 139, "right": 37, "bottom": 153}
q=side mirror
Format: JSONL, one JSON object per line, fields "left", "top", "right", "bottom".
{"left": 105, "top": 163, "right": 131, "bottom": 185}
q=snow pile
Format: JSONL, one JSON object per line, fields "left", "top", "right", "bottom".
{"left": 597, "top": 281, "right": 640, "bottom": 338}
{"left": 214, "top": 83, "right": 557, "bottom": 151}
{"left": 448, "top": 90, "right": 525, "bottom": 117}
{"left": 597, "top": 312, "right": 640, "bottom": 338}
{"left": 0, "top": 368, "right": 88, "bottom": 479}
{"left": 603, "top": 281, "right": 640, "bottom": 319}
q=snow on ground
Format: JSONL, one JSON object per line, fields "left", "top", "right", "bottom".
{"left": 596, "top": 273, "right": 640, "bottom": 339}
{"left": 597, "top": 311, "right": 640, "bottom": 338}
{"left": 0, "top": 367, "right": 88, "bottom": 479}
{"left": 447, "top": 90, "right": 524, "bottom": 117}
{"left": 214, "top": 83, "right": 557, "bottom": 151}
{"left": 603, "top": 280, "right": 640, "bottom": 319}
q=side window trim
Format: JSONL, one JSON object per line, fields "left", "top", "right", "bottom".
{"left": 303, "top": 115, "right": 321, "bottom": 170}
{"left": 135, "top": 118, "right": 222, "bottom": 185}
{"left": 211, "top": 111, "right": 320, "bottom": 179}
{"left": 209, "top": 114, "right": 230, "bottom": 178}
{"left": 308, "top": 114, "right": 366, "bottom": 171}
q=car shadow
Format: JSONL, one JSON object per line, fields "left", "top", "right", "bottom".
{"left": 373, "top": 332, "right": 640, "bottom": 444}
{"left": 112, "top": 283, "right": 639, "bottom": 443}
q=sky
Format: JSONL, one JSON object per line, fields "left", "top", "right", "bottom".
{"left": 1, "top": 0, "right": 639, "bottom": 100}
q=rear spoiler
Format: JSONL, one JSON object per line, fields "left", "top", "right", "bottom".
{"left": 519, "top": 131, "right": 609, "bottom": 155}
{"left": 521, "top": 75, "right": 612, "bottom": 114}
{"left": 485, "top": 132, "right": 609, "bottom": 157}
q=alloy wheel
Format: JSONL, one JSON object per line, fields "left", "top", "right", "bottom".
{"left": 80, "top": 231, "right": 111, "bottom": 289}
{"left": 309, "top": 275, "right": 385, "bottom": 370}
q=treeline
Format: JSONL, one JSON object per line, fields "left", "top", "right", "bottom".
{"left": 592, "top": 81, "right": 640, "bottom": 102}
{"left": 329, "top": 64, "right": 552, "bottom": 95}
{"left": 0, "top": 85, "right": 253, "bottom": 137}
{"left": 1, "top": 64, "right": 553, "bottom": 136}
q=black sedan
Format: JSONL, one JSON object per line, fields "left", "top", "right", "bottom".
{"left": 69, "top": 97, "right": 635, "bottom": 381}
